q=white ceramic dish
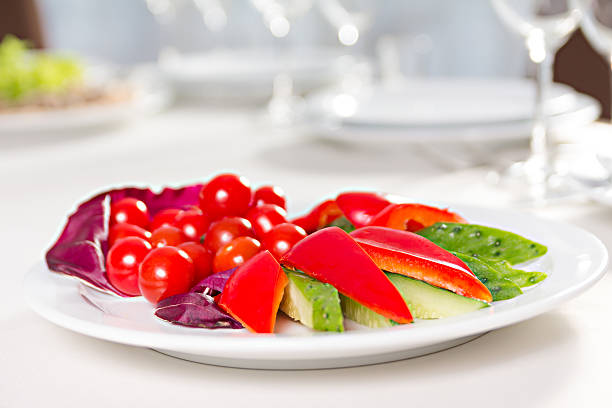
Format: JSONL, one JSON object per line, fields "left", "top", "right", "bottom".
{"left": 25, "top": 204, "right": 607, "bottom": 369}
{"left": 302, "top": 79, "right": 601, "bottom": 143}
{"left": 159, "top": 48, "right": 355, "bottom": 103}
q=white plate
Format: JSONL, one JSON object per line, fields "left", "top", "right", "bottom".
{"left": 25, "top": 205, "right": 607, "bottom": 369}
{"left": 159, "top": 48, "right": 355, "bottom": 102}
{"left": 302, "top": 79, "right": 601, "bottom": 143}
{"left": 0, "top": 66, "right": 171, "bottom": 134}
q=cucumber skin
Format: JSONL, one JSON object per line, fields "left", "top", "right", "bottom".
{"left": 453, "top": 252, "right": 522, "bottom": 301}
{"left": 417, "top": 223, "right": 547, "bottom": 265}
{"left": 341, "top": 273, "right": 488, "bottom": 328}
{"left": 282, "top": 270, "right": 344, "bottom": 332}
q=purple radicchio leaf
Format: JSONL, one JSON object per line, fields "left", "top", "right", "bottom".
{"left": 45, "top": 184, "right": 203, "bottom": 296}
{"left": 155, "top": 292, "right": 242, "bottom": 329}
{"left": 190, "top": 267, "right": 237, "bottom": 295}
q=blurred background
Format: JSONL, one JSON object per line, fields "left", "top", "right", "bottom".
{"left": 2, "top": 0, "right": 612, "bottom": 207}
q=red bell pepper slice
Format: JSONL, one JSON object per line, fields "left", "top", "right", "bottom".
{"left": 218, "top": 251, "right": 288, "bottom": 333}
{"left": 281, "top": 227, "right": 413, "bottom": 324}
{"left": 351, "top": 226, "right": 492, "bottom": 302}
{"left": 368, "top": 203, "right": 466, "bottom": 232}
{"left": 290, "top": 199, "right": 343, "bottom": 234}
{"left": 335, "top": 192, "right": 391, "bottom": 228}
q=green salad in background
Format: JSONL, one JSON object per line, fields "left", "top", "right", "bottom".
{"left": 0, "top": 35, "right": 83, "bottom": 106}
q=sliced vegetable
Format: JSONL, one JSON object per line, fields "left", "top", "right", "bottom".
{"left": 387, "top": 273, "right": 488, "bottom": 318}
{"left": 190, "top": 267, "right": 237, "bottom": 294}
{"left": 342, "top": 272, "right": 489, "bottom": 327}
{"left": 218, "top": 251, "right": 288, "bottom": 333}
{"left": 369, "top": 203, "right": 466, "bottom": 232}
{"left": 46, "top": 184, "right": 203, "bottom": 296}
{"left": 281, "top": 227, "right": 413, "bottom": 324}
{"left": 351, "top": 226, "right": 492, "bottom": 302}
{"left": 480, "top": 258, "right": 547, "bottom": 288}
{"left": 335, "top": 192, "right": 391, "bottom": 228}
{"left": 327, "top": 216, "right": 356, "bottom": 233}
{"left": 155, "top": 292, "right": 242, "bottom": 329}
{"left": 453, "top": 252, "right": 522, "bottom": 301}
{"left": 291, "top": 199, "right": 343, "bottom": 234}
{"left": 341, "top": 295, "right": 397, "bottom": 329}
{"left": 417, "top": 223, "right": 548, "bottom": 265}
{"left": 280, "top": 269, "right": 344, "bottom": 332}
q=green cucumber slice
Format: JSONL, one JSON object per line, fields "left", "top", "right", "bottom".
{"left": 340, "top": 294, "right": 397, "bottom": 328}
{"left": 341, "top": 273, "right": 489, "bottom": 328}
{"left": 280, "top": 269, "right": 344, "bottom": 332}
{"left": 417, "top": 222, "right": 547, "bottom": 265}
{"left": 453, "top": 252, "right": 522, "bottom": 301}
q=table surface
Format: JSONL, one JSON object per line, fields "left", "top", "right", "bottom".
{"left": 1, "top": 107, "right": 610, "bottom": 408}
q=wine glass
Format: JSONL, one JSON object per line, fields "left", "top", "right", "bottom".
{"left": 250, "top": 0, "right": 314, "bottom": 124}
{"left": 490, "top": 0, "right": 582, "bottom": 203}
{"left": 316, "top": 0, "right": 372, "bottom": 47}
{"left": 574, "top": 0, "right": 612, "bottom": 120}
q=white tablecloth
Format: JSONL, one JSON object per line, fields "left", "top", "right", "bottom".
{"left": 1, "top": 108, "right": 610, "bottom": 407}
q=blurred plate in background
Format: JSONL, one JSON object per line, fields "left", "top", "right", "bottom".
{"left": 159, "top": 47, "right": 358, "bottom": 103}
{"left": 302, "top": 78, "right": 601, "bottom": 143}
{"left": 0, "top": 64, "right": 171, "bottom": 135}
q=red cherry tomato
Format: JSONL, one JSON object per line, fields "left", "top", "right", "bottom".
{"left": 213, "top": 236, "right": 262, "bottom": 273}
{"left": 110, "top": 198, "right": 149, "bottom": 228}
{"left": 150, "top": 225, "right": 188, "bottom": 248}
{"left": 150, "top": 208, "right": 181, "bottom": 231}
{"left": 106, "top": 237, "right": 152, "bottom": 296}
{"left": 138, "top": 246, "right": 195, "bottom": 304}
{"left": 245, "top": 204, "right": 287, "bottom": 238}
{"left": 253, "top": 185, "right": 286, "bottom": 209}
{"left": 177, "top": 242, "right": 214, "bottom": 284}
{"left": 199, "top": 174, "right": 252, "bottom": 219}
{"left": 108, "top": 223, "right": 151, "bottom": 248}
{"left": 203, "top": 216, "right": 255, "bottom": 253}
{"left": 262, "top": 223, "right": 307, "bottom": 260}
{"left": 174, "top": 208, "right": 210, "bottom": 241}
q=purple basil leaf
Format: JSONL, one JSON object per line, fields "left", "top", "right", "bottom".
{"left": 190, "top": 267, "right": 237, "bottom": 295}
{"left": 155, "top": 292, "right": 242, "bottom": 329}
{"left": 45, "top": 184, "right": 203, "bottom": 296}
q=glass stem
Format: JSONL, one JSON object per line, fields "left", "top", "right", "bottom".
{"left": 528, "top": 47, "right": 553, "bottom": 176}
{"left": 609, "top": 53, "right": 612, "bottom": 121}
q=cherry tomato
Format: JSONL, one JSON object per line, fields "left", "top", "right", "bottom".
{"left": 213, "top": 236, "right": 262, "bottom": 273}
{"left": 150, "top": 208, "right": 181, "bottom": 231}
{"left": 174, "top": 208, "right": 210, "bottom": 241}
{"left": 203, "top": 216, "right": 255, "bottom": 253}
{"left": 262, "top": 223, "right": 307, "bottom": 260}
{"left": 177, "top": 242, "right": 214, "bottom": 284}
{"left": 199, "top": 174, "right": 252, "bottom": 219}
{"left": 138, "top": 246, "right": 195, "bottom": 304}
{"left": 150, "top": 225, "right": 188, "bottom": 248}
{"left": 253, "top": 185, "right": 286, "bottom": 209}
{"left": 110, "top": 198, "right": 149, "bottom": 228}
{"left": 245, "top": 204, "right": 287, "bottom": 238}
{"left": 108, "top": 223, "right": 151, "bottom": 248}
{"left": 106, "top": 237, "right": 152, "bottom": 296}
